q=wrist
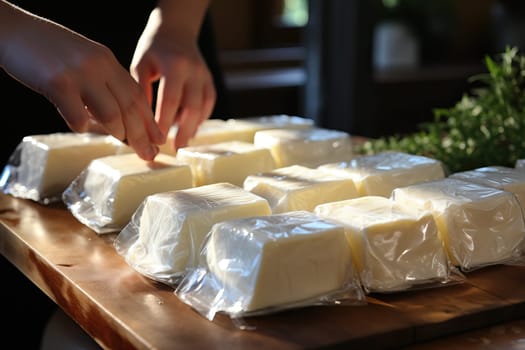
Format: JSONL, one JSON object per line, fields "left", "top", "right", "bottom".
{"left": 152, "top": 0, "right": 210, "bottom": 41}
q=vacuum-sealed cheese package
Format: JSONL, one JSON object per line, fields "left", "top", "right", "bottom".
{"left": 449, "top": 165, "right": 525, "bottom": 214}
{"left": 63, "top": 153, "right": 193, "bottom": 234}
{"left": 392, "top": 178, "right": 525, "bottom": 271}
{"left": 226, "top": 114, "right": 314, "bottom": 139}
{"left": 175, "top": 141, "right": 276, "bottom": 187}
{"left": 176, "top": 211, "right": 366, "bottom": 322}
{"left": 159, "top": 119, "right": 256, "bottom": 155}
{"left": 319, "top": 151, "right": 446, "bottom": 197}
{"left": 0, "top": 132, "right": 128, "bottom": 204}
{"left": 114, "top": 183, "right": 271, "bottom": 286}
{"left": 315, "top": 196, "right": 463, "bottom": 293}
{"left": 243, "top": 165, "right": 359, "bottom": 213}
{"left": 253, "top": 127, "right": 353, "bottom": 168}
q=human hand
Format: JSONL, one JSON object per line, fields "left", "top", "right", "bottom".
{"left": 0, "top": 2, "right": 163, "bottom": 160}
{"left": 130, "top": 5, "right": 216, "bottom": 151}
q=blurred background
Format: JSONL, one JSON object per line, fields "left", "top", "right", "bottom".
{"left": 2, "top": 0, "right": 525, "bottom": 157}
{"left": 210, "top": 0, "right": 525, "bottom": 137}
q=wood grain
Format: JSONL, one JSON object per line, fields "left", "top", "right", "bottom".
{"left": 1, "top": 193, "right": 524, "bottom": 349}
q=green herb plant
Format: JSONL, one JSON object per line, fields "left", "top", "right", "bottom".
{"left": 358, "top": 46, "right": 525, "bottom": 174}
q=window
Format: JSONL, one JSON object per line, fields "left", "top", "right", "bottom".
{"left": 209, "top": 0, "right": 309, "bottom": 117}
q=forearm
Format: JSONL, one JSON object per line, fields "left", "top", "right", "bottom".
{"left": 152, "top": 0, "right": 211, "bottom": 41}
{"left": 0, "top": 1, "right": 20, "bottom": 35}
{"left": 0, "top": 1, "right": 24, "bottom": 66}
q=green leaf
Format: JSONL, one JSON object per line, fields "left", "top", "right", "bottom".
{"left": 356, "top": 46, "right": 525, "bottom": 173}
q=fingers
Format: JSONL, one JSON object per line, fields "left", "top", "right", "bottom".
{"left": 131, "top": 58, "right": 158, "bottom": 115}
{"left": 109, "top": 87, "right": 161, "bottom": 161}
{"left": 130, "top": 36, "right": 217, "bottom": 154}
{"left": 156, "top": 77, "right": 184, "bottom": 140}
{"left": 171, "top": 79, "right": 200, "bottom": 149}
{"left": 81, "top": 84, "right": 127, "bottom": 141}
{"left": 156, "top": 74, "right": 216, "bottom": 151}
{"left": 85, "top": 118, "right": 108, "bottom": 134}
{"left": 55, "top": 67, "right": 163, "bottom": 161}
{"left": 109, "top": 71, "right": 165, "bottom": 155}
{"left": 202, "top": 81, "right": 217, "bottom": 125}
{"left": 53, "top": 91, "right": 92, "bottom": 133}
{"left": 182, "top": 77, "right": 216, "bottom": 148}
{"left": 85, "top": 53, "right": 163, "bottom": 160}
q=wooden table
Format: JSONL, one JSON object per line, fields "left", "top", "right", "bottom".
{"left": 1, "top": 193, "right": 524, "bottom": 349}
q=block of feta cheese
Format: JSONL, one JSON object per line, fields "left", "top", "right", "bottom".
{"left": 159, "top": 119, "right": 255, "bottom": 155}
{"left": 176, "top": 211, "right": 365, "bottom": 320}
{"left": 392, "top": 178, "right": 525, "bottom": 271}
{"left": 115, "top": 182, "right": 272, "bottom": 285}
{"left": 449, "top": 166, "right": 525, "bottom": 212}
{"left": 175, "top": 141, "right": 276, "bottom": 186}
{"left": 226, "top": 114, "right": 314, "bottom": 139}
{"left": 243, "top": 165, "right": 359, "bottom": 213}
{"left": 253, "top": 127, "right": 353, "bottom": 168}
{"left": 314, "top": 196, "right": 453, "bottom": 293}
{"left": 63, "top": 153, "right": 193, "bottom": 234}
{"left": 318, "top": 151, "right": 446, "bottom": 197}
{"left": 0, "top": 132, "right": 127, "bottom": 204}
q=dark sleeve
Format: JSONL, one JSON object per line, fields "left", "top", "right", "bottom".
{"left": 198, "top": 13, "right": 231, "bottom": 119}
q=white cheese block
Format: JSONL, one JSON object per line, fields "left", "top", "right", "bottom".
{"left": 319, "top": 151, "right": 445, "bottom": 197}
{"left": 159, "top": 119, "right": 255, "bottom": 155}
{"left": 449, "top": 166, "right": 525, "bottom": 212}
{"left": 63, "top": 153, "right": 193, "bottom": 234}
{"left": 314, "top": 196, "right": 450, "bottom": 292}
{"left": 243, "top": 165, "right": 359, "bottom": 213}
{"left": 203, "top": 211, "right": 360, "bottom": 313}
{"left": 175, "top": 141, "right": 276, "bottom": 186}
{"left": 253, "top": 127, "right": 353, "bottom": 168}
{"left": 392, "top": 178, "right": 525, "bottom": 270}
{"left": 226, "top": 114, "right": 314, "bottom": 139}
{"left": 0, "top": 132, "right": 126, "bottom": 203}
{"left": 117, "top": 183, "right": 271, "bottom": 285}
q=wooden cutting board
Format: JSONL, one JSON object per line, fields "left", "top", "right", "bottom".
{"left": 0, "top": 193, "right": 524, "bottom": 349}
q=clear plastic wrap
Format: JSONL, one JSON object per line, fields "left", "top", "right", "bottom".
{"left": 175, "top": 211, "right": 366, "bottom": 322}
{"left": 63, "top": 153, "right": 193, "bottom": 234}
{"left": 226, "top": 114, "right": 314, "bottom": 135}
{"left": 449, "top": 166, "right": 525, "bottom": 214}
{"left": 314, "top": 196, "right": 464, "bottom": 293}
{"left": 0, "top": 132, "right": 127, "bottom": 204}
{"left": 175, "top": 141, "right": 276, "bottom": 187}
{"left": 392, "top": 178, "right": 525, "bottom": 271}
{"left": 243, "top": 164, "right": 359, "bottom": 213}
{"left": 114, "top": 183, "right": 272, "bottom": 286}
{"left": 318, "top": 151, "right": 446, "bottom": 197}
{"left": 159, "top": 119, "right": 255, "bottom": 155}
{"left": 253, "top": 127, "right": 353, "bottom": 168}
